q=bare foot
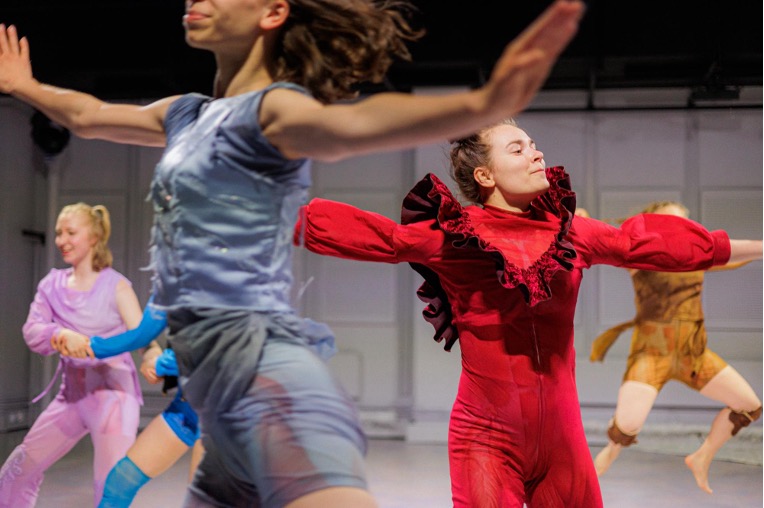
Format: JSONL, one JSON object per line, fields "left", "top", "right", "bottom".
{"left": 684, "top": 453, "right": 713, "bottom": 494}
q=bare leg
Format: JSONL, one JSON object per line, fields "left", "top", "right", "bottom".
{"left": 594, "top": 441, "right": 621, "bottom": 477}
{"left": 188, "top": 440, "right": 205, "bottom": 484}
{"left": 594, "top": 381, "right": 658, "bottom": 476}
{"left": 684, "top": 366, "right": 761, "bottom": 494}
{"left": 127, "top": 415, "right": 190, "bottom": 478}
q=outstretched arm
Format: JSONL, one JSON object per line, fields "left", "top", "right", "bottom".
{"left": 90, "top": 301, "right": 167, "bottom": 359}
{"left": 295, "top": 198, "right": 443, "bottom": 264}
{"left": 262, "top": 0, "right": 585, "bottom": 161}
{"left": 52, "top": 296, "right": 167, "bottom": 359}
{"left": 574, "top": 214, "right": 732, "bottom": 271}
{"left": 727, "top": 239, "right": 762, "bottom": 265}
{"left": 0, "top": 24, "right": 175, "bottom": 146}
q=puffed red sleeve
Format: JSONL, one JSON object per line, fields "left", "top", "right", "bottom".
{"left": 294, "top": 198, "right": 443, "bottom": 264}
{"left": 22, "top": 275, "right": 60, "bottom": 356}
{"left": 571, "top": 213, "right": 730, "bottom": 270}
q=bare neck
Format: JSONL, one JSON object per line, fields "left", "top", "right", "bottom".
{"left": 213, "top": 39, "right": 276, "bottom": 98}
{"left": 68, "top": 261, "right": 99, "bottom": 291}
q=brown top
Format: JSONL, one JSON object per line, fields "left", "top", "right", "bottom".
{"left": 632, "top": 269, "right": 704, "bottom": 322}
{"left": 591, "top": 270, "right": 706, "bottom": 362}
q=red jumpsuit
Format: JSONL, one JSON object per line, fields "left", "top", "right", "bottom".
{"left": 295, "top": 167, "right": 731, "bottom": 507}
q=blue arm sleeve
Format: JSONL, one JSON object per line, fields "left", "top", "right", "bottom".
{"left": 90, "top": 295, "right": 168, "bottom": 359}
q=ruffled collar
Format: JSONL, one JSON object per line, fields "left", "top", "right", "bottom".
{"left": 401, "top": 167, "right": 577, "bottom": 351}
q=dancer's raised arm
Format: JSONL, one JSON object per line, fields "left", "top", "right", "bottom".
{"left": 260, "top": 0, "right": 585, "bottom": 161}
{"left": 0, "top": 24, "right": 175, "bottom": 146}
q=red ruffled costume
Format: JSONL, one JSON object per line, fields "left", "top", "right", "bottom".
{"left": 295, "top": 167, "right": 730, "bottom": 507}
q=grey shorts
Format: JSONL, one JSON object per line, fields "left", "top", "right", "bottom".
{"left": 172, "top": 312, "right": 368, "bottom": 508}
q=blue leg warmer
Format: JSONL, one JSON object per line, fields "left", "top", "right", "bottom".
{"left": 98, "top": 456, "right": 151, "bottom": 508}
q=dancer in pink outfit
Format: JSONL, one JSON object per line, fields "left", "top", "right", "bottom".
{"left": 0, "top": 202, "right": 143, "bottom": 508}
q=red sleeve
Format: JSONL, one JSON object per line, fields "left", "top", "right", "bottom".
{"left": 294, "top": 198, "right": 444, "bottom": 264}
{"left": 571, "top": 214, "right": 731, "bottom": 271}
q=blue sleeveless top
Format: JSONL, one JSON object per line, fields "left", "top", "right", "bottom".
{"left": 149, "top": 82, "right": 312, "bottom": 312}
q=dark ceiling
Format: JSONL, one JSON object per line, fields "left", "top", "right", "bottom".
{"left": 2, "top": 0, "right": 762, "bottom": 100}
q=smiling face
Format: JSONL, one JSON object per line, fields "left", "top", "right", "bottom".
{"left": 474, "top": 123, "right": 549, "bottom": 212}
{"left": 54, "top": 212, "right": 96, "bottom": 269}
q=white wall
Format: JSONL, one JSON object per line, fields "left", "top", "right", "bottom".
{"left": 0, "top": 89, "right": 761, "bottom": 449}
{"left": 0, "top": 101, "right": 43, "bottom": 441}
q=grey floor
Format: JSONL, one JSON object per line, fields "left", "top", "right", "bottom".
{"left": 31, "top": 438, "right": 762, "bottom": 508}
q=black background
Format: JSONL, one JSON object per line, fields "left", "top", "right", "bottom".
{"left": 2, "top": 1, "right": 761, "bottom": 99}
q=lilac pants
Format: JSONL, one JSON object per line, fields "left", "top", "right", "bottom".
{"left": 0, "top": 389, "right": 139, "bottom": 507}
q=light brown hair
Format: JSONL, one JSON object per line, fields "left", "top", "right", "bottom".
{"left": 449, "top": 118, "right": 518, "bottom": 204}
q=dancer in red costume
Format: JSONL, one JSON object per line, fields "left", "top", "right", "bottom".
{"left": 294, "top": 119, "right": 763, "bottom": 507}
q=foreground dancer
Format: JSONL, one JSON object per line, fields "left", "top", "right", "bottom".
{"left": 294, "top": 120, "right": 763, "bottom": 507}
{"left": 0, "top": 203, "right": 142, "bottom": 508}
{"left": 0, "top": 1, "right": 586, "bottom": 506}
{"left": 590, "top": 201, "right": 762, "bottom": 494}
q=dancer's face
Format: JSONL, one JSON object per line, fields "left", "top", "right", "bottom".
{"left": 474, "top": 124, "right": 549, "bottom": 212}
{"left": 183, "top": 0, "right": 288, "bottom": 53}
{"left": 55, "top": 212, "right": 96, "bottom": 269}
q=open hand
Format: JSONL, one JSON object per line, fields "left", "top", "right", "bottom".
{"left": 0, "top": 24, "right": 33, "bottom": 95}
{"left": 480, "top": 0, "right": 585, "bottom": 116}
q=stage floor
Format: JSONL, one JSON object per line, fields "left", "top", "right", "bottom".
{"left": 33, "top": 438, "right": 762, "bottom": 507}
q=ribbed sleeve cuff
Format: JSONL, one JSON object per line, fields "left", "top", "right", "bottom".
{"left": 711, "top": 230, "right": 731, "bottom": 266}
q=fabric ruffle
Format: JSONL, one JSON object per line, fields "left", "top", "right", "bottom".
{"left": 401, "top": 167, "right": 578, "bottom": 351}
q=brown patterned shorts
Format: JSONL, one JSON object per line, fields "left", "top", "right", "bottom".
{"left": 623, "top": 319, "right": 727, "bottom": 391}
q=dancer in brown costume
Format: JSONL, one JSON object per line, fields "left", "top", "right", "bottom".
{"left": 591, "top": 201, "right": 762, "bottom": 494}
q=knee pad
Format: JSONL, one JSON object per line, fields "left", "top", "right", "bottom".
{"left": 728, "top": 406, "right": 762, "bottom": 436}
{"left": 607, "top": 418, "right": 638, "bottom": 446}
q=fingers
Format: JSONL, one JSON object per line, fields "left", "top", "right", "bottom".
{"left": 506, "top": 0, "right": 585, "bottom": 60}
{"left": 0, "top": 24, "right": 8, "bottom": 55}
{"left": 7, "top": 25, "right": 20, "bottom": 55}
{"left": 482, "top": 1, "right": 586, "bottom": 116}
{"left": 0, "top": 24, "right": 29, "bottom": 65}
{"left": 53, "top": 334, "right": 93, "bottom": 358}
{"left": 19, "top": 32, "right": 29, "bottom": 60}
{"left": 64, "top": 345, "right": 84, "bottom": 358}
{"left": 489, "top": 1, "right": 584, "bottom": 86}
{"left": 524, "top": 0, "right": 585, "bottom": 44}
{"left": 0, "top": 24, "right": 19, "bottom": 55}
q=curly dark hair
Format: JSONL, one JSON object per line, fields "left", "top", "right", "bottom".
{"left": 449, "top": 118, "right": 518, "bottom": 204}
{"left": 272, "top": 0, "right": 423, "bottom": 104}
